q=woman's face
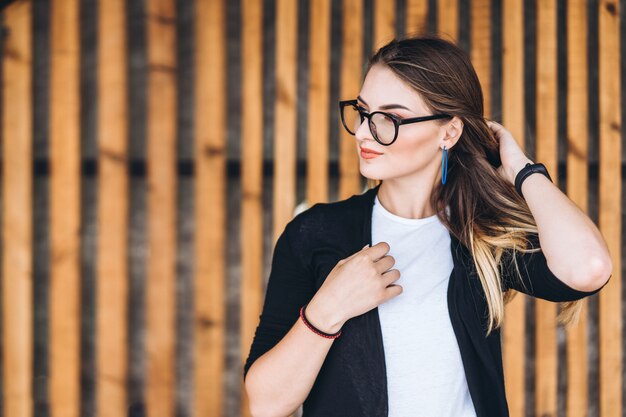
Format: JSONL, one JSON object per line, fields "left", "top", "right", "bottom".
{"left": 354, "top": 64, "right": 454, "bottom": 182}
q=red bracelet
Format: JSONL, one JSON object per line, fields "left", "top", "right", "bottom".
{"left": 299, "top": 304, "right": 342, "bottom": 339}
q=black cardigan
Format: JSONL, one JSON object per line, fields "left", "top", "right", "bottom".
{"left": 243, "top": 183, "right": 607, "bottom": 417}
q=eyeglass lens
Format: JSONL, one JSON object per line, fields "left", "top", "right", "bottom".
{"left": 342, "top": 104, "right": 396, "bottom": 144}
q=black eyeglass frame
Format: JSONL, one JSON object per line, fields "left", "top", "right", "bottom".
{"left": 339, "top": 99, "right": 452, "bottom": 146}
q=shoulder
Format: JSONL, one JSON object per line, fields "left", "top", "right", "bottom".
{"left": 283, "top": 189, "right": 370, "bottom": 257}
{"left": 287, "top": 189, "right": 368, "bottom": 234}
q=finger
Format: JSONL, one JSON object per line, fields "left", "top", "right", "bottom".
{"left": 381, "top": 268, "right": 401, "bottom": 286}
{"left": 374, "top": 255, "right": 396, "bottom": 274}
{"left": 487, "top": 120, "right": 503, "bottom": 132}
{"left": 382, "top": 283, "right": 403, "bottom": 301}
{"left": 366, "top": 241, "right": 391, "bottom": 261}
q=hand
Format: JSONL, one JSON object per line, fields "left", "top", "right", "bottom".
{"left": 305, "top": 242, "right": 402, "bottom": 333}
{"left": 486, "top": 120, "right": 534, "bottom": 185}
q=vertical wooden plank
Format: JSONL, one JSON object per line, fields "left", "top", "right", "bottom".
{"left": 273, "top": 0, "right": 298, "bottom": 237}
{"left": 535, "top": 0, "right": 558, "bottom": 415}
{"left": 565, "top": 1, "right": 591, "bottom": 416}
{"left": 240, "top": 0, "right": 263, "bottom": 415}
{"left": 49, "top": 0, "right": 81, "bottom": 414}
{"left": 470, "top": 0, "right": 491, "bottom": 118}
{"left": 374, "top": 0, "right": 395, "bottom": 50}
{"left": 145, "top": 0, "right": 177, "bottom": 416}
{"left": 338, "top": 0, "right": 363, "bottom": 199}
{"left": 437, "top": 0, "right": 459, "bottom": 41}
{"left": 1, "top": 2, "right": 33, "bottom": 417}
{"left": 405, "top": 0, "right": 428, "bottom": 36}
{"left": 96, "top": 0, "right": 129, "bottom": 416}
{"left": 307, "top": 0, "right": 331, "bottom": 204}
{"left": 501, "top": 1, "right": 526, "bottom": 416}
{"left": 598, "top": 0, "right": 622, "bottom": 416}
{"left": 194, "top": 0, "right": 226, "bottom": 415}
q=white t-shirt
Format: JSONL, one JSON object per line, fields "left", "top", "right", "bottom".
{"left": 372, "top": 194, "right": 477, "bottom": 417}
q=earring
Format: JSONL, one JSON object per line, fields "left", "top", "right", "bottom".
{"left": 441, "top": 145, "right": 448, "bottom": 185}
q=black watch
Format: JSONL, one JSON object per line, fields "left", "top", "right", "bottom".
{"left": 514, "top": 162, "right": 553, "bottom": 196}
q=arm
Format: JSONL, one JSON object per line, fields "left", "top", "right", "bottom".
{"left": 243, "top": 221, "right": 345, "bottom": 417}
{"left": 501, "top": 231, "right": 610, "bottom": 302}
{"left": 488, "top": 120, "right": 613, "bottom": 293}
{"left": 509, "top": 158, "right": 612, "bottom": 292}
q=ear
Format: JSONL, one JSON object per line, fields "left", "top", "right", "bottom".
{"left": 440, "top": 116, "right": 464, "bottom": 150}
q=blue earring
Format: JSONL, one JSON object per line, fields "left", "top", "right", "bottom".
{"left": 441, "top": 145, "right": 448, "bottom": 185}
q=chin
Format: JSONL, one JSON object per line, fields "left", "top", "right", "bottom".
{"left": 360, "top": 168, "right": 388, "bottom": 181}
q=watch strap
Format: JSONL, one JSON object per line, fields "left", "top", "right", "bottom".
{"left": 514, "top": 162, "right": 553, "bottom": 196}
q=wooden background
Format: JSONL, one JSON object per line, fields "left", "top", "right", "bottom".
{"left": 0, "top": 0, "right": 623, "bottom": 416}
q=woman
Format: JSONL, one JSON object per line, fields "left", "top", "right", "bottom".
{"left": 243, "top": 35, "right": 612, "bottom": 417}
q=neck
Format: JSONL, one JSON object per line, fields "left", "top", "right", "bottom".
{"left": 376, "top": 178, "right": 438, "bottom": 220}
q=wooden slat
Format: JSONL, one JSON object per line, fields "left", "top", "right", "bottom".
{"left": 405, "top": 0, "right": 428, "bottom": 36}
{"left": 598, "top": 0, "right": 622, "bottom": 416}
{"left": 501, "top": 0, "right": 527, "bottom": 416}
{"left": 565, "top": 1, "right": 591, "bottom": 416}
{"left": 273, "top": 1, "right": 298, "bottom": 413}
{"left": 1, "top": 2, "right": 623, "bottom": 415}
{"left": 437, "top": 0, "right": 459, "bottom": 41}
{"left": 373, "top": 0, "right": 395, "bottom": 51}
{"left": 240, "top": 0, "right": 263, "bottom": 416}
{"left": 145, "top": 0, "right": 177, "bottom": 416}
{"left": 339, "top": 0, "right": 364, "bottom": 199}
{"left": 49, "top": 0, "right": 81, "bottom": 414}
{"left": 470, "top": 0, "right": 491, "bottom": 118}
{"left": 1, "top": 2, "right": 33, "bottom": 417}
{"left": 273, "top": 0, "right": 298, "bottom": 238}
{"left": 306, "top": 0, "right": 331, "bottom": 205}
{"left": 194, "top": 0, "right": 227, "bottom": 416}
{"left": 535, "top": 0, "right": 558, "bottom": 415}
{"left": 96, "top": 0, "right": 129, "bottom": 416}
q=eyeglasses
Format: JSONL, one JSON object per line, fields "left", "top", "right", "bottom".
{"left": 339, "top": 99, "right": 452, "bottom": 146}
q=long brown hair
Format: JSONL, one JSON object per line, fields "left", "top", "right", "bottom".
{"left": 364, "top": 34, "right": 583, "bottom": 336}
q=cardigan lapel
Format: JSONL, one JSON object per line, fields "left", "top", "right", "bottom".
{"left": 338, "top": 183, "right": 388, "bottom": 417}
{"left": 341, "top": 183, "right": 468, "bottom": 417}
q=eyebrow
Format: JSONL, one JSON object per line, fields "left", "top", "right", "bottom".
{"left": 357, "top": 95, "right": 413, "bottom": 111}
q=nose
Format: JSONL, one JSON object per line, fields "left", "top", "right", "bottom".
{"left": 354, "top": 117, "right": 372, "bottom": 142}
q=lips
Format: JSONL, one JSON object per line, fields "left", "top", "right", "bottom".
{"left": 359, "top": 146, "right": 384, "bottom": 155}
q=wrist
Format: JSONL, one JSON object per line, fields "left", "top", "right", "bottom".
{"left": 509, "top": 158, "right": 534, "bottom": 184}
{"left": 518, "top": 170, "right": 549, "bottom": 196}
{"left": 305, "top": 297, "right": 345, "bottom": 334}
